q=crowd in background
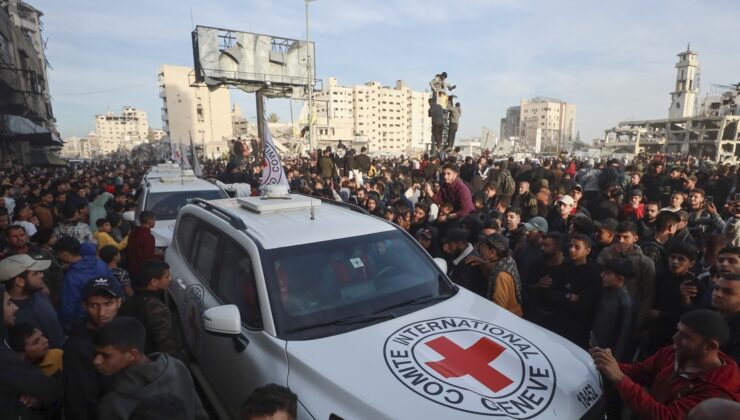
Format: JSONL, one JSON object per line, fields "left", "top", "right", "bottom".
{"left": 2, "top": 146, "right": 740, "bottom": 418}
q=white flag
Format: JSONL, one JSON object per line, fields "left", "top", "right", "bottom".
{"left": 189, "top": 132, "right": 203, "bottom": 177}
{"left": 259, "top": 120, "right": 289, "bottom": 194}
{"left": 178, "top": 143, "right": 191, "bottom": 169}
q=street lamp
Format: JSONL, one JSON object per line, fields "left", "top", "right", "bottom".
{"left": 305, "top": 0, "right": 317, "bottom": 152}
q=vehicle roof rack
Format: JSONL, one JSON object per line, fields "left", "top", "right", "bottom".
{"left": 296, "top": 193, "right": 369, "bottom": 215}
{"left": 191, "top": 198, "right": 247, "bottom": 230}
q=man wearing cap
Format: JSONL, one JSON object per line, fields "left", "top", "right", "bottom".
{"left": 467, "top": 233, "right": 523, "bottom": 316}
{"left": 441, "top": 228, "right": 487, "bottom": 297}
{"left": 622, "top": 189, "right": 645, "bottom": 221}
{"left": 4, "top": 225, "right": 64, "bottom": 307}
{"left": 569, "top": 184, "right": 591, "bottom": 218}
{"left": 425, "top": 163, "right": 474, "bottom": 221}
{"left": 547, "top": 195, "right": 575, "bottom": 234}
{"left": 0, "top": 254, "right": 64, "bottom": 348}
{"left": 55, "top": 236, "right": 115, "bottom": 328}
{"left": 0, "top": 283, "right": 61, "bottom": 420}
{"left": 63, "top": 276, "right": 122, "bottom": 420}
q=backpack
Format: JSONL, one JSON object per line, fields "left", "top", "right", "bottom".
{"left": 498, "top": 170, "right": 516, "bottom": 199}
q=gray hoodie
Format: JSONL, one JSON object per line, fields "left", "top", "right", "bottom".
{"left": 98, "top": 352, "right": 207, "bottom": 420}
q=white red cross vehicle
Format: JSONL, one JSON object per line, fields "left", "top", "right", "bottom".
{"left": 165, "top": 192, "right": 605, "bottom": 419}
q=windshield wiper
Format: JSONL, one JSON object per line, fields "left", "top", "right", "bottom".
{"left": 285, "top": 313, "right": 395, "bottom": 334}
{"left": 373, "top": 293, "right": 455, "bottom": 315}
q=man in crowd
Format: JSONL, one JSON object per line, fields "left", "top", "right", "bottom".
{"left": 425, "top": 163, "right": 474, "bottom": 221}
{"left": 93, "top": 316, "right": 207, "bottom": 419}
{"left": 441, "top": 228, "right": 487, "bottom": 297}
{"left": 592, "top": 310, "right": 740, "bottom": 419}
{"left": 0, "top": 254, "right": 64, "bottom": 348}
{"left": 63, "top": 276, "right": 123, "bottom": 419}
{"left": 126, "top": 211, "right": 157, "bottom": 283}
{"left": 55, "top": 236, "right": 115, "bottom": 327}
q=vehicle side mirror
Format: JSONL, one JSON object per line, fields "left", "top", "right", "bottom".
{"left": 122, "top": 211, "right": 135, "bottom": 222}
{"left": 203, "top": 305, "right": 242, "bottom": 336}
{"left": 433, "top": 257, "right": 447, "bottom": 273}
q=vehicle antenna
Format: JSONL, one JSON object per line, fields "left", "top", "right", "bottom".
{"left": 310, "top": 200, "right": 315, "bottom": 220}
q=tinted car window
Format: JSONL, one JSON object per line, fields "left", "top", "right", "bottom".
{"left": 192, "top": 227, "right": 220, "bottom": 285}
{"left": 175, "top": 215, "right": 198, "bottom": 260}
{"left": 261, "top": 230, "right": 455, "bottom": 340}
{"left": 146, "top": 190, "right": 225, "bottom": 220}
{"left": 215, "top": 239, "right": 262, "bottom": 328}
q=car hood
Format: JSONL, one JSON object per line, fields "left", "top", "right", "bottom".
{"left": 286, "top": 289, "right": 602, "bottom": 419}
{"left": 152, "top": 220, "right": 175, "bottom": 248}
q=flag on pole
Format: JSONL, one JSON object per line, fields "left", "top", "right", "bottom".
{"left": 189, "top": 132, "right": 203, "bottom": 177}
{"left": 259, "top": 119, "right": 290, "bottom": 194}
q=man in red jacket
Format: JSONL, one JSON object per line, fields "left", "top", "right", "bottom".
{"left": 424, "top": 163, "right": 474, "bottom": 221}
{"left": 591, "top": 309, "right": 740, "bottom": 420}
{"left": 126, "top": 211, "right": 157, "bottom": 283}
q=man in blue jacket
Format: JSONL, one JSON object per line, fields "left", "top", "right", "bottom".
{"left": 54, "top": 236, "right": 115, "bottom": 327}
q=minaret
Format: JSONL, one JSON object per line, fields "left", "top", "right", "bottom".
{"left": 669, "top": 44, "right": 699, "bottom": 119}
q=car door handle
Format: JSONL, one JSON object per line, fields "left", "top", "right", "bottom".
{"left": 176, "top": 278, "right": 187, "bottom": 290}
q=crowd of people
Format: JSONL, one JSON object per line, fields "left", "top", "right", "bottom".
{"left": 278, "top": 150, "right": 740, "bottom": 419}
{"left": 2, "top": 149, "right": 740, "bottom": 418}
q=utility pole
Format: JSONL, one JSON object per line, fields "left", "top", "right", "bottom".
{"left": 305, "top": 0, "right": 316, "bottom": 152}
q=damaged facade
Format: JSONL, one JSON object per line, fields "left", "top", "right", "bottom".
{"left": 0, "top": 0, "right": 62, "bottom": 166}
{"left": 603, "top": 47, "right": 740, "bottom": 162}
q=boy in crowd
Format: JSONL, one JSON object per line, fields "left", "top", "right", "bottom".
{"left": 93, "top": 217, "right": 128, "bottom": 255}
{"left": 643, "top": 242, "right": 700, "bottom": 356}
{"left": 591, "top": 258, "right": 635, "bottom": 362}
{"left": 119, "top": 260, "right": 181, "bottom": 357}
{"left": 0, "top": 284, "right": 61, "bottom": 419}
{"left": 93, "top": 316, "right": 207, "bottom": 420}
{"left": 7, "top": 323, "right": 63, "bottom": 377}
{"left": 99, "top": 245, "right": 134, "bottom": 298}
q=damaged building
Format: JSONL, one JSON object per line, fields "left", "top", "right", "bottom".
{"left": 603, "top": 47, "right": 740, "bottom": 162}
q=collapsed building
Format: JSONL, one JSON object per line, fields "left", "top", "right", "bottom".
{"left": 602, "top": 47, "right": 740, "bottom": 162}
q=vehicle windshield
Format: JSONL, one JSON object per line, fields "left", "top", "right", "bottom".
{"left": 261, "top": 230, "right": 456, "bottom": 340}
{"left": 146, "top": 190, "right": 226, "bottom": 220}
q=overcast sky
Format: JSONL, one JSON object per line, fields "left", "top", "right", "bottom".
{"left": 39, "top": 0, "right": 740, "bottom": 143}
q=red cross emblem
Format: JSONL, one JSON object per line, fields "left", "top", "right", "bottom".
{"left": 425, "top": 336, "right": 514, "bottom": 393}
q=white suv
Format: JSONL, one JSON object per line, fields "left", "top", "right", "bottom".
{"left": 165, "top": 193, "right": 605, "bottom": 420}
{"left": 130, "top": 165, "right": 227, "bottom": 252}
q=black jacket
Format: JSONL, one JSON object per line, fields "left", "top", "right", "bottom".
{"left": 119, "top": 290, "right": 181, "bottom": 357}
{"left": 723, "top": 312, "right": 740, "bottom": 365}
{"left": 591, "top": 287, "right": 635, "bottom": 362}
{"left": 447, "top": 246, "right": 487, "bottom": 297}
{"left": 62, "top": 319, "right": 113, "bottom": 420}
{"left": 0, "top": 284, "right": 61, "bottom": 420}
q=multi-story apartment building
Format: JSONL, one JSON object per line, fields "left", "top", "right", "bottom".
{"left": 158, "top": 65, "right": 233, "bottom": 158}
{"left": 519, "top": 97, "right": 576, "bottom": 153}
{"left": 311, "top": 77, "right": 431, "bottom": 153}
{"left": 500, "top": 106, "right": 521, "bottom": 142}
{"left": 1, "top": 0, "right": 60, "bottom": 166}
{"left": 94, "top": 106, "right": 148, "bottom": 155}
